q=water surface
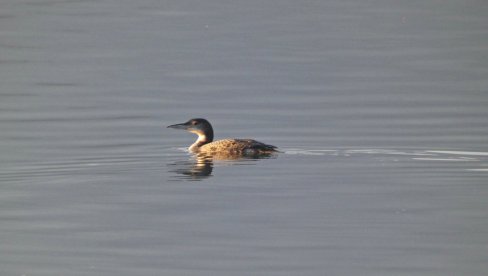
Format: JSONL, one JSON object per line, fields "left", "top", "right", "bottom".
{"left": 1, "top": 0, "right": 488, "bottom": 275}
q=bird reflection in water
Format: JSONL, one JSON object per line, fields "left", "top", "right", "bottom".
{"left": 168, "top": 154, "right": 214, "bottom": 180}
{"left": 168, "top": 151, "right": 277, "bottom": 181}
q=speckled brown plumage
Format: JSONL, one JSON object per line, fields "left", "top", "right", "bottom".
{"left": 199, "top": 138, "right": 277, "bottom": 154}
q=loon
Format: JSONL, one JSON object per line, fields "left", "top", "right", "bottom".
{"left": 168, "top": 118, "right": 277, "bottom": 155}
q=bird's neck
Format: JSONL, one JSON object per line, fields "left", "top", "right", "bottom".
{"left": 189, "top": 133, "right": 212, "bottom": 152}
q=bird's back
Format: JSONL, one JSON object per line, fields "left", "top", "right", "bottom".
{"left": 199, "top": 139, "right": 277, "bottom": 155}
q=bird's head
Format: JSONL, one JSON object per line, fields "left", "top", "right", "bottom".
{"left": 167, "top": 118, "right": 214, "bottom": 142}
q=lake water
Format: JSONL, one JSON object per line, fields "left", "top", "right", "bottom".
{"left": 1, "top": 0, "right": 488, "bottom": 275}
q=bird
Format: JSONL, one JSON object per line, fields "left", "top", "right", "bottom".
{"left": 167, "top": 118, "right": 277, "bottom": 156}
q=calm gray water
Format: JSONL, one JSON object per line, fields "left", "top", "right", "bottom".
{"left": 1, "top": 0, "right": 488, "bottom": 275}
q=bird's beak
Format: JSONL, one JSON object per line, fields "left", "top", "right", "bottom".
{"left": 167, "top": 122, "right": 189, "bottom": 130}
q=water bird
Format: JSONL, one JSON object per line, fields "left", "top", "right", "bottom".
{"left": 168, "top": 118, "right": 277, "bottom": 156}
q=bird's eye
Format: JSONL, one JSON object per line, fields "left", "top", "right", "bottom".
{"left": 192, "top": 121, "right": 199, "bottom": 125}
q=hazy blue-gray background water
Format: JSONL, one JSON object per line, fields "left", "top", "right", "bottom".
{"left": 1, "top": 0, "right": 488, "bottom": 275}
